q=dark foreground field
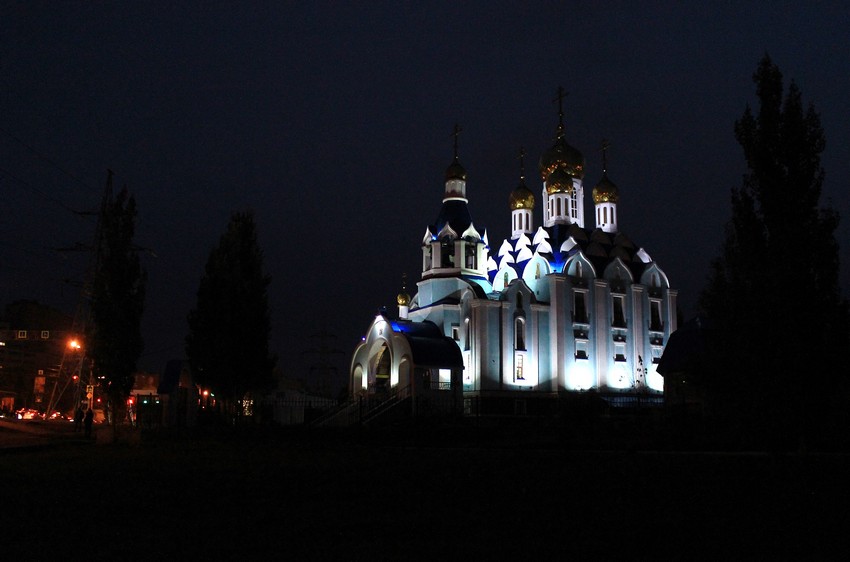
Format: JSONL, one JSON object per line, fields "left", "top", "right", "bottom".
{"left": 3, "top": 425, "right": 849, "bottom": 559}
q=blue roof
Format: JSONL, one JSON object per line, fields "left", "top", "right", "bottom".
{"left": 390, "top": 319, "right": 463, "bottom": 368}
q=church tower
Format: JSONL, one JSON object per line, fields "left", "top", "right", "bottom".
{"left": 593, "top": 140, "right": 620, "bottom": 233}
{"left": 539, "top": 87, "right": 586, "bottom": 228}
{"left": 421, "top": 125, "right": 487, "bottom": 282}
{"left": 509, "top": 148, "right": 535, "bottom": 239}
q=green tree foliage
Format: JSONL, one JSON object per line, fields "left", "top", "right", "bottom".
{"left": 186, "top": 211, "right": 276, "bottom": 406}
{"left": 88, "top": 185, "right": 147, "bottom": 411}
{"left": 700, "top": 55, "right": 849, "bottom": 449}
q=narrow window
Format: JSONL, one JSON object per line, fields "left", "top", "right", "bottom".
{"left": 515, "top": 355, "right": 525, "bottom": 381}
{"left": 612, "top": 295, "right": 626, "bottom": 327}
{"left": 465, "top": 243, "right": 476, "bottom": 269}
{"left": 573, "top": 291, "right": 588, "bottom": 323}
{"left": 441, "top": 238, "right": 454, "bottom": 267}
{"left": 650, "top": 300, "right": 663, "bottom": 331}
{"left": 515, "top": 318, "right": 526, "bottom": 350}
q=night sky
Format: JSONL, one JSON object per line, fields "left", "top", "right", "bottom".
{"left": 3, "top": 2, "right": 849, "bottom": 392}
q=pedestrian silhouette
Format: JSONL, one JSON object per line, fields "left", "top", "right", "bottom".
{"left": 74, "top": 407, "right": 84, "bottom": 432}
{"left": 84, "top": 408, "right": 94, "bottom": 438}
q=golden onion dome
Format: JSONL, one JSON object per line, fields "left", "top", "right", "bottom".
{"left": 509, "top": 181, "right": 535, "bottom": 210}
{"left": 445, "top": 156, "right": 467, "bottom": 182}
{"left": 592, "top": 172, "right": 619, "bottom": 204}
{"left": 397, "top": 291, "right": 411, "bottom": 307}
{"left": 545, "top": 167, "right": 574, "bottom": 195}
{"left": 538, "top": 136, "right": 585, "bottom": 180}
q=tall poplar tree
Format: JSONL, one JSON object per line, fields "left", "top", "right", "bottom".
{"left": 186, "top": 211, "right": 276, "bottom": 411}
{"left": 700, "top": 55, "right": 848, "bottom": 448}
{"left": 88, "top": 179, "right": 147, "bottom": 419}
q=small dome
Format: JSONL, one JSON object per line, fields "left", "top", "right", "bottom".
{"left": 592, "top": 173, "right": 619, "bottom": 204}
{"left": 539, "top": 136, "right": 584, "bottom": 180}
{"left": 397, "top": 291, "right": 411, "bottom": 307}
{"left": 545, "top": 167, "right": 574, "bottom": 195}
{"left": 445, "top": 156, "right": 467, "bottom": 182}
{"left": 509, "top": 181, "right": 535, "bottom": 210}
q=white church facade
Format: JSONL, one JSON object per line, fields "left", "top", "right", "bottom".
{"left": 351, "top": 102, "right": 677, "bottom": 416}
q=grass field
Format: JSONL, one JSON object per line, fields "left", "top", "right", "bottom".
{"left": 2, "top": 425, "right": 849, "bottom": 559}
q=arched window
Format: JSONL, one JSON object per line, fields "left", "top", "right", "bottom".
{"left": 515, "top": 317, "right": 526, "bottom": 350}
{"left": 464, "top": 318, "right": 470, "bottom": 350}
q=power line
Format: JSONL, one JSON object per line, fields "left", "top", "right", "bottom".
{"left": 0, "top": 166, "right": 94, "bottom": 218}
{"left": 0, "top": 125, "right": 94, "bottom": 193}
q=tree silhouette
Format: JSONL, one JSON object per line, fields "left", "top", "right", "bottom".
{"left": 186, "top": 211, "right": 276, "bottom": 413}
{"left": 700, "top": 55, "right": 849, "bottom": 449}
{"left": 88, "top": 180, "right": 146, "bottom": 422}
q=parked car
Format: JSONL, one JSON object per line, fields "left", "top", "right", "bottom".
{"left": 15, "top": 408, "right": 41, "bottom": 420}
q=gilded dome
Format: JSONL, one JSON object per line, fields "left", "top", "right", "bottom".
{"left": 445, "top": 156, "right": 467, "bottom": 182}
{"left": 509, "top": 181, "right": 535, "bottom": 210}
{"left": 397, "top": 291, "right": 411, "bottom": 307}
{"left": 538, "top": 136, "right": 585, "bottom": 180}
{"left": 545, "top": 167, "right": 575, "bottom": 195}
{"left": 592, "top": 172, "right": 619, "bottom": 204}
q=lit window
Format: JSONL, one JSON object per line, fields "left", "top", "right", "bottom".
{"left": 41, "top": 331, "right": 50, "bottom": 339}
{"left": 17, "top": 330, "right": 27, "bottom": 339}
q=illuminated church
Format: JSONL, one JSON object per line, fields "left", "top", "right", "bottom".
{"left": 350, "top": 100, "right": 677, "bottom": 416}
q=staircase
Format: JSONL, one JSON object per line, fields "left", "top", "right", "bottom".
{"left": 311, "top": 385, "right": 412, "bottom": 428}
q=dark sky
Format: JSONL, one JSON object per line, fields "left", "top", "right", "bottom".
{"left": 3, "top": 2, "right": 849, "bottom": 390}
